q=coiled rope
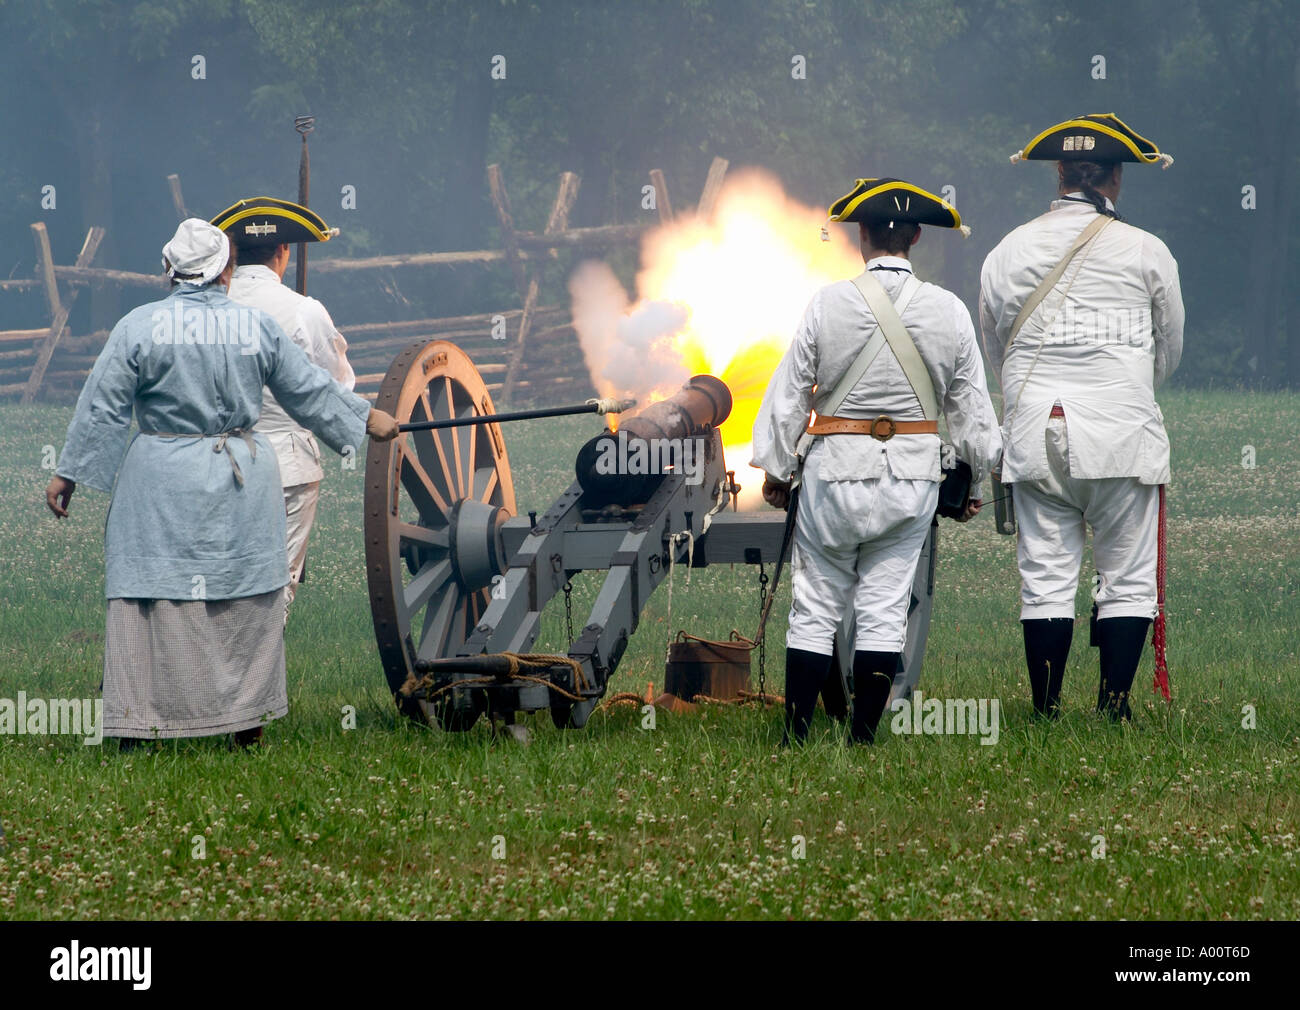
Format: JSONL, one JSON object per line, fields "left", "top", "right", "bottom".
{"left": 401, "top": 652, "right": 590, "bottom": 704}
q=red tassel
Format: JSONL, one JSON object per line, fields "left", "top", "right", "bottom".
{"left": 1152, "top": 484, "right": 1171, "bottom": 700}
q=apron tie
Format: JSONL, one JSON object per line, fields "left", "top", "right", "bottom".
{"left": 140, "top": 428, "right": 257, "bottom": 487}
{"left": 210, "top": 430, "right": 257, "bottom": 487}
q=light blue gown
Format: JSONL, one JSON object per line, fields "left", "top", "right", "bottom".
{"left": 56, "top": 283, "right": 369, "bottom": 601}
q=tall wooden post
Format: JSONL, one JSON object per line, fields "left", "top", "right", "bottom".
{"left": 295, "top": 115, "right": 315, "bottom": 295}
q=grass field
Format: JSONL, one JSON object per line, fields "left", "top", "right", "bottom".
{"left": 1, "top": 389, "right": 1297, "bottom": 920}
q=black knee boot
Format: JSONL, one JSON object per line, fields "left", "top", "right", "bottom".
{"left": 850, "top": 651, "right": 899, "bottom": 744}
{"left": 1096, "top": 617, "right": 1151, "bottom": 721}
{"left": 783, "top": 648, "right": 832, "bottom": 745}
{"left": 1022, "top": 618, "right": 1073, "bottom": 718}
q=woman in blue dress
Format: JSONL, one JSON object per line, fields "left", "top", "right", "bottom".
{"left": 44, "top": 219, "right": 399, "bottom": 746}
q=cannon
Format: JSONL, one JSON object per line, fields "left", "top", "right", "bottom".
{"left": 363, "top": 340, "right": 940, "bottom": 732}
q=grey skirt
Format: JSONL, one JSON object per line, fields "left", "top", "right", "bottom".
{"left": 103, "top": 590, "right": 287, "bottom": 738}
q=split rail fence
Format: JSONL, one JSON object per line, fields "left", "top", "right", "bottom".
{"left": 0, "top": 158, "right": 730, "bottom": 407}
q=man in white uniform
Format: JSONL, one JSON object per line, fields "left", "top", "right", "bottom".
{"left": 213, "top": 197, "right": 355, "bottom": 621}
{"left": 979, "top": 114, "right": 1184, "bottom": 720}
{"left": 753, "top": 178, "right": 1002, "bottom": 745}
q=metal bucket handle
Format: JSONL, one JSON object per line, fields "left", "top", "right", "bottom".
{"left": 673, "top": 629, "right": 755, "bottom": 651}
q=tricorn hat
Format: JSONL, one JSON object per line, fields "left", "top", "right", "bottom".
{"left": 828, "top": 178, "right": 968, "bottom": 236}
{"left": 210, "top": 197, "right": 337, "bottom": 247}
{"left": 1010, "top": 113, "right": 1173, "bottom": 167}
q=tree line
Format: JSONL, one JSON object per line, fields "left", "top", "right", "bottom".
{"left": 0, "top": 0, "right": 1294, "bottom": 387}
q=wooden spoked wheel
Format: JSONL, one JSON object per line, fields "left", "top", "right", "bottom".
{"left": 364, "top": 341, "right": 516, "bottom": 729}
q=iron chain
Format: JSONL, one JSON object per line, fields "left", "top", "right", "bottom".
{"left": 563, "top": 579, "right": 574, "bottom": 644}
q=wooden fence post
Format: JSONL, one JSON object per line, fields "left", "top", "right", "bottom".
{"left": 22, "top": 225, "right": 105, "bottom": 403}
{"left": 166, "top": 174, "right": 189, "bottom": 221}
{"left": 502, "top": 171, "right": 581, "bottom": 402}
{"left": 697, "top": 156, "right": 729, "bottom": 218}
{"left": 649, "top": 168, "right": 674, "bottom": 224}
{"left": 486, "top": 164, "right": 530, "bottom": 304}
{"left": 32, "top": 223, "right": 60, "bottom": 322}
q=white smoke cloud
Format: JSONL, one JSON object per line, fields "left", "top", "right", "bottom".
{"left": 568, "top": 260, "right": 691, "bottom": 400}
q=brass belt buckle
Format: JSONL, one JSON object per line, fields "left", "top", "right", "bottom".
{"left": 869, "top": 414, "right": 896, "bottom": 441}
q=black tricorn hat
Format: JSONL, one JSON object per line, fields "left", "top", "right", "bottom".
{"left": 210, "top": 197, "right": 337, "bottom": 246}
{"left": 1011, "top": 113, "right": 1173, "bottom": 167}
{"left": 828, "top": 178, "right": 968, "bottom": 235}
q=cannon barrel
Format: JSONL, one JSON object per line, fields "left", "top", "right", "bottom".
{"left": 574, "top": 374, "right": 732, "bottom": 505}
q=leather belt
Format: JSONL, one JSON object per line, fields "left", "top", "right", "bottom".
{"left": 139, "top": 428, "right": 258, "bottom": 487}
{"left": 807, "top": 414, "right": 939, "bottom": 442}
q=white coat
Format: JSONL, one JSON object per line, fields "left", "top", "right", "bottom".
{"left": 752, "top": 256, "right": 1002, "bottom": 653}
{"left": 979, "top": 196, "right": 1184, "bottom": 484}
{"left": 228, "top": 264, "right": 356, "bottom": 486}
{"left": 753, "top": 256, "right": 1002, "bottom": 487}
{"left": 979, "top": 195, "right": 1185, "bottom": 621}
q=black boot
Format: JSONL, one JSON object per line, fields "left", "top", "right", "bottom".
{"left": 850, "top": 651, "right": 899, "bottom": 744}
{"left": 782, "top": 648, "right": 832, "bottom": 745}
{"left": 1095, "top": 617, "right": 1151, "bottom": 721}
{"left": 233, "top": 726, "right": 264, "bottom": 749}
{"left": 1022, "top": 618, "right": 1073, "bottom": 718}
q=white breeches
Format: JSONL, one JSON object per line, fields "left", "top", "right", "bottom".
{"left": 1014, "top": 417, "right": 1159, "bottom": 621}
{"left": 786, "top": 463, "right": 938, "bottom": 655}
{"left": 283, "top": 481, "right": 321, "bottom": 621}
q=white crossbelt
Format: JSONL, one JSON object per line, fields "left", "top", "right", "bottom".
{"left": 792, "top": 272, "right": 925, "bottom": 482}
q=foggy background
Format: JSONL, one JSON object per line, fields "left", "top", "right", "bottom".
{"left": 0, "top": 0, "right": 1294, "bottom": 388}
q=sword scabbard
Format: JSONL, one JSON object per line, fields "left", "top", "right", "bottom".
{"left": 992, "top": 474, "right": 1016, "bottom": 535}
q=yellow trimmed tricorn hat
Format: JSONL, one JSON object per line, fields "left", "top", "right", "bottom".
{"left": 828, "top": 178, "right": 969, "bottom": 236}
{"left": 1010, "top": 113, "right": 1173, "bottom": 168}
{"left": 210, "top": 197, "right": 338, "bottom": 247}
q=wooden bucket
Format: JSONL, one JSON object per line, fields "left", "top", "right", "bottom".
{"left": 664, "top": 630, "right": 753, "bottom": 702}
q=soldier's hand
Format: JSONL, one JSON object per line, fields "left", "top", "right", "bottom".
{"left": 762, "top": 476, "right": 792, "bottom": 510}
{"left": 955, "top": 497, "right": 982, "bottom": 523}
{"left": 46, "top": 476, "right": 75, "bottom": 518}
{"left": 366, "top": 408, "right": 401, "bottom": 442}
